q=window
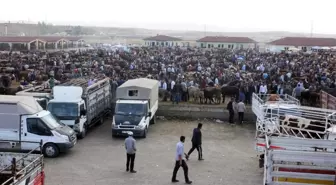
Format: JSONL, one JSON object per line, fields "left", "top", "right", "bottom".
{"left": 128, "top": 90, "right": 138, "bottom": 97}
{"left": 302, "top": 46, "right": 307, "bottom": 52}
{"left": 201, "top": 43, "right": 204, "bottom": 48}
{"left": 222, "top": 44, "right": 224, "bottom": 48}
{"left": 218, "top": 44, "right": 221, "bottom": 48}
{"left": 208, "top": 44, "right": 211, "bottom": 48}
{"left": 80, "top": 103, "right": 85, "bottom": 112}
{"left": 284, "top": 47, "right": 289, "bottom": 50}
{"left": 27, "top": 118, "right": 50, "bottom": 135}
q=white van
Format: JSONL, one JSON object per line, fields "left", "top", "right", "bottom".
{"left": 0, "top": 95, "right": 76, "bottom": 157}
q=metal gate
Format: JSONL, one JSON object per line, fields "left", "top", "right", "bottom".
{"left": 321, "top": 91, "right": 336, "bottom": 110}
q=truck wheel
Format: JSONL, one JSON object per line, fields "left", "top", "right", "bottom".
{"left": 150, "top": 116, "right": 156, "bottom": 125}
{"left": 142, "top": 127, "right": 148, "bottom": 138}
{"left": 78, "top": 124, "right": 87, "bottom": 139}
{"left": 43, "top": 143, "right": 59, "bottom": 158}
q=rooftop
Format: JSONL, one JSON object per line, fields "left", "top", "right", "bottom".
{"left": 197, "top": 36, "right": 256, "bottom": 43}
{"left": 268, "top": 37, "right": 336, "bottom": 47}
{"left": 0, "top": 36, "right": 83, "bottom": 43}
{"left": 143, "top": 35, "right": 182, "bottom": 41}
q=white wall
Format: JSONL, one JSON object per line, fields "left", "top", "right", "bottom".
{"left": 143, "top": 40, "right": 182, "bottom": 47}
{"left": 197, "top": 42, "right": 255, "bottom": 49}
{"left": 267, "top": 45, "right": 313, "bottom": 52}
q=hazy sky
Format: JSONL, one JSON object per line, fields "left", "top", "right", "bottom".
{"left": 1, "top": 0, "right": 335, "bottom": 34}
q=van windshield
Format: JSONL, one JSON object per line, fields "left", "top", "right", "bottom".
{"left": 115, "top": 103, "right": 146, "bottom": 116}
{"left": 47, "top": 102, "right": 78, "bottom": 120}
{"left": 41, "top": 113, "right": 61, "bottom": 129}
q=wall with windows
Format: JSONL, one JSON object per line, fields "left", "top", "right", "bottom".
{"left": 197, "top": 42, "right": 255, "bottom": 49}
{"left": 143, "top": 40, "right": 186, "bottom": 47}
{"left": 267, "top": 45, "right": 312, "bottom": 52}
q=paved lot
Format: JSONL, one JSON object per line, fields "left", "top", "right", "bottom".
{"left": 44, "top": 119, "right": 262, "bottom": 185}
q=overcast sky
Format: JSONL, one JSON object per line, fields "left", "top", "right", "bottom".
{"left": 0, "top": 0, "right": 335, "bottom": 34}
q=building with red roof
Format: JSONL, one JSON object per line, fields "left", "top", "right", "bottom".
{"left": 0, "top": 36, "right": 85, "bottom": 51}
{"left": 267, "top": 37, "right": 336, "bottom": 52}
{"left": 196, "top": 36, "right": 256, "bottom": 49}
{"left": 143, "top": 35, "right": 190, "bottom": 47}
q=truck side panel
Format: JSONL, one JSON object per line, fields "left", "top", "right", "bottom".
{"left": 86, "top": 83, "right": 111, "bottom": 124}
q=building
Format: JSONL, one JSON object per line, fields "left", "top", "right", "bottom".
{"left": 196, "top": 36, "right": 256, "bottom": 49}
{"left": 0, "top": 36, "right": 84, "bottom": 51}
{"left": 143, "top": 35, "right": 189, "bottom": 47}
{"left": 267, "top": 37, "right": 336, "bottom": 52}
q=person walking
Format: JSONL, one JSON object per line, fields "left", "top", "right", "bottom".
{"left": 125, "top": 132, "right": 137, "bottom": 173}
{"left": 186, "top": 123, "right": 203, "bottom": 160}
{"left": 236, "top": 100, "right": 246, "bottom": 124}
{"left": 172, "top": 136, "right": 192, "bottom": 184}
{"left": 227, "top": 97, "right": 235, "bottom": 124}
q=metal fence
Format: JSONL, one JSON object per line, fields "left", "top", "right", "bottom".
{"left": 321, "top": 91, "right": 336, "bottom": 110}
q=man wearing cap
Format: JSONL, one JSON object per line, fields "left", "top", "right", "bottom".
{"left": 125, "top": 132, "right": 137, "bottom": 173}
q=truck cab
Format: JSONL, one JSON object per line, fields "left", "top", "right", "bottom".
{"left": 112, "top": 100, "right": 152, "bottom": 137}
{"left": 47, "top": 86, "right": 87, "bottom": 139}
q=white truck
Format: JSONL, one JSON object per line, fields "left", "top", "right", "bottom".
{"left": 252, "top": 93, "right": 336, "bottom": 184}
{"left": 112, "top": 78, "right": 159, "bottom": 138}
{"left": 0, "top": 95, "right": 76, "bottom": 158}
{"left": 0, "top": 142, "right": 45, "bottom": 185}
{"left": 47, "top": 76, "right": 113, "bottom": 139}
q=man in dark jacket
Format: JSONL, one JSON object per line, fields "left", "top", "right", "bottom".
{"left": 227, "top": 97, "right": 235, "bottom": 124}
{"left": 172, "top": 81, "right": 182, "bottom": 104}
{"left": 186, "top": 123, "right": 203, "bottom": 160}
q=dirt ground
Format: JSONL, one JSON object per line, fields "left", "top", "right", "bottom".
{"left": 44, "top": 119, "right": 262, "bottom": 185}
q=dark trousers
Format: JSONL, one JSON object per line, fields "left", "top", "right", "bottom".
{"left": 238, "top": 112, "right": 244, "bottom": 124}
{"left": 126, "top": 153, "right": 135, "bottom": 171}
{"left": 229, "top": 110, "right": 234, "bottom": 123}
{"left": 172, "top": 160, "right": 190, "bottom": 182}
{"left": 187, "top": 143, "right": 202, "bottom": 159}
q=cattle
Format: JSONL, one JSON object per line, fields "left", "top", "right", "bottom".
{"left": 279, "top": 115, "right": 329, "bottom": 139}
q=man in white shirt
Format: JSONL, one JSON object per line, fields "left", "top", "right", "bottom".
{"left": 259, "top": 83, "right": 267, "bottom": 94}
{"left": 172, "top": 136, "right": 192, "bottom": 184}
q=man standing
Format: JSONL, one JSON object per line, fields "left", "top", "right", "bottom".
{"left": 236, "top": 100, "right": 246, "bottom": 124}
{"left": 125, "top": 132, "right": 137, "bottom": 173}
{"left": 172, "top": 136, "right": 192, "bottom": 184}
{"left": 187, "top": 123, "right": 203, "bottom": 160}
{"left": 227, "top": 97, "right": 235, "bottom": 124}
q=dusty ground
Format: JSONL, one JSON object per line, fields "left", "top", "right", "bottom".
{"left": 44, "top": 119, "right": 262, "bottom": 185}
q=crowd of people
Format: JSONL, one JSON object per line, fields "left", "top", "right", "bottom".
{"left": 0, "top": 46, "right": 335, "bottom": 106}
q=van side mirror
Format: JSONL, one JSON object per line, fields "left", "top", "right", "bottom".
{"left": 80, "top": 110, "right": 87, "bottom": 116}
{"left": 148, "top": 112, "right": 152, "bottom": 117}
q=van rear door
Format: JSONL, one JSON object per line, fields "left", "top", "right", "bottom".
{"left": 0, "top": 115, "right": 20, "bottom": 150}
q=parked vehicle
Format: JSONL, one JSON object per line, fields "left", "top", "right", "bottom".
{"left": 260, "top": 136, "right": 336, "bottom": 185}
{"left": 0, "top": 95, "right": 76, "bottom": 158}
{"left": 47, "top": 76, "right": 113, "bottom": 139}
{"left": 112, "top": 78, "right": 159, "bottom": 138}
{"left": 0, "top": 141, "right": 45, "bottom": 185}
{"left": 15, "top": 84, "right": 53, "bottom": 110}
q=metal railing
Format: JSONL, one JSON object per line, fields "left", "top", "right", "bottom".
{"left": 0, "top": 140, "right": 43, "bottom": 185}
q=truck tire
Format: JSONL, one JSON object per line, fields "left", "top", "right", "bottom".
{"left": 78, "top": 124, "right": 87, "bottom": 139}
{"left": 43, "top": 143, "right": 59, "bottom": 158}
{"left": 150, "top": 115, "right": 156, "bottom": 125}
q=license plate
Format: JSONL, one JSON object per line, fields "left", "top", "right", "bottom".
{"left": 122, "top": 131, "right": 128, "bottom": 134}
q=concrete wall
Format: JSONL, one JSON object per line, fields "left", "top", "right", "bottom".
{"left": 196, "top": 42, "right": 255, "bottom": 49}
{"left": 143, "top": 40, "right": 190, "bottom": 47}
{"left": 267, "top": 45, "right": 313, "bottom": 52}
{"left": 156, "top": 103, "right": 256, "bottom": 122}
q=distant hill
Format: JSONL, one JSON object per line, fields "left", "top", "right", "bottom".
{"left": 0, "top": 22, "right": 335, "bottom": 43}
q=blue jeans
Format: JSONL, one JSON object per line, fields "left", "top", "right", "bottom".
{"left": 173, "top": 93, "right": 181, "bottom": 104}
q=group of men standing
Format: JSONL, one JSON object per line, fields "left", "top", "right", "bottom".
{"left": 124, "top": 123, "right": 204, "bottom": 184}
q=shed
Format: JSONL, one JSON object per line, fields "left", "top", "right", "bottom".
{"left": 116, "top": 78, "right": 159, "bottom": 106}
